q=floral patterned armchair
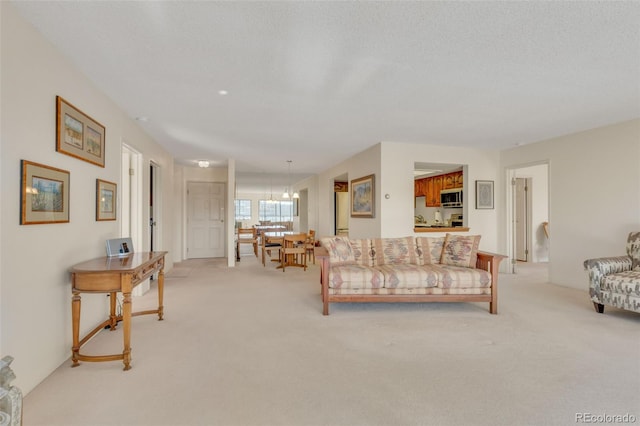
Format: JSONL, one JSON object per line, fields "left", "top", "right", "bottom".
{"left": 584, "top": 232, "right": 640, "bottom": 314}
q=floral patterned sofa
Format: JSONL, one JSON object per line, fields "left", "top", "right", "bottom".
{"left": 317, "top": 235, "right": 505, "bottom": 315}
{"left": 583, "top": 232, "right": 640, "bottom": 314}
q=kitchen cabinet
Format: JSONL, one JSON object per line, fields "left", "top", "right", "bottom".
{"left": 426, "top": 175, "right": 442, "bottom": 207}
{"left": 442, "top": 171, "right": 463, "bottom": 190}
{"left": 442, "top": 173, "right": 455, "bottom": 190}
{"left": 454, "top": 172, "right": 463, "bottom": 188}
{"left": 415, "top": 171, "right": 462, "bottom": 205}
{"left": 414, "top": 179, "right": 426, "bottom": 197}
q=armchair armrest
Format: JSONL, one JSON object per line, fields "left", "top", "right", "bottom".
{"left": 583, "top": 256, "right": 631, "bottom": 301}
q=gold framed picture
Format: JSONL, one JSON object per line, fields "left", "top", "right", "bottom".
{"left": 20, "top": 160, "right": 70, "bottom": 225}
{"left": 96, "top": 179, "right": 117, "bottom": 221}
{"left": 56, "top": 96, "right": 106, "bottom": 167}
{"left": 351, "top": 174, "right": 375, "bottom": 218}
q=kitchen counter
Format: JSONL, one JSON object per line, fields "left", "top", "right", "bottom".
{"left": 414, "top": 226, "right": 470, "bottom": 233}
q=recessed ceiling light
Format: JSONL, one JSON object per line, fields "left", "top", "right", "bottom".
{"left": 135, "top": 116, "right": 148, "bottom": 122}
{"left": 218, "top": 90, "right": 228, "bottom": 96}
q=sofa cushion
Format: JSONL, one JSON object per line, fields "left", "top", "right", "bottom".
{"left": 349, "top": 239, "right": 375, "bottom": 266}
{"left": 626, "top": 232, "right": 640, "bottom": 270}
{"left": 415, "top": 237, "right": 445, "bottom": 265}
{"left": 375, "top": 264, "right": 439, "bottom": 288}
{"left": 321, "top": 236, "right": 356, "bottom": 265}
{"left": 434, "top": 265, "right": 492, "bottom": 288}
{"left": 372, "top": 237, "right": 417, "bottom": 265}
{"left": 328, "top": 265, "right": 384, "bottom": 289}
{"left": 440, "top": 234, "right": 481, "bottom": 268}
{"left": 602, "top": 270, "right": 640, "bottom": 297}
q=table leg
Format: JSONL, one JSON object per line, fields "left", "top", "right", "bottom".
{"left": 157, "top": 268, "right": 164, "bottom": 321}
{"left": 122, "top": 291, "right": 132, "bottom": 371}
{"left": 108, "top": 292, "right": 118, "bottom": 330}
{"left": 71, "top": 291, "right": 81, "bottom": 367}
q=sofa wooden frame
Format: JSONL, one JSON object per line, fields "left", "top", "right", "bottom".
{"left": 316, "top": 247, "right": 506, "bottom": 315}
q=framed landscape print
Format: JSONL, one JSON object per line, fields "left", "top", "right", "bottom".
{"left": 56, "top": 96, "right": 106, "bottom": 167}
{"left": 475, "top": 180, "right": 494, "bottom": 209}
{"left": 96, "top": 179, "right": 117, "bottom": 221}
{"left": 351, "top": 174, "right": 375, "bottom": 218}
{"left": 20, "top": 160, "right": 70, "bottom": 225}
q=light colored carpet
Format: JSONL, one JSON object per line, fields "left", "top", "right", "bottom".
{"left": 165, "top": 267, "right": 192, "bottom": 278}
{"left": 22, "top": 257, "right": 640, "bottom": 426}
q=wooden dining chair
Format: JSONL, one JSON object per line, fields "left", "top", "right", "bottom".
{"left": 237, "top": 228, "right": 258, "bottom": 257}
{"left": 305, "top": 230, "right": 316, "bottom": 264}
{"left": 280, "top": 233, "right": 308, "bottom": 272}
{"left": 262, "top": 232, "right": 283, "bottom": 267}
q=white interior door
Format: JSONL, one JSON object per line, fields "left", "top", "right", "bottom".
{"left": 515, "top": 178, "right": 528, "bottom": 261}
{"left": 187, "top": 182, "right": 225, "bottom": 258}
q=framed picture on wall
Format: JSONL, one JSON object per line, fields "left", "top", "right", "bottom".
{"left": 475, "top": 180, "right": 494, "bottom": 209}
{"left": 96, "top": 179, "right": 117, "bottom": 221}
{"left": 351, "top": 174, "right": 375, "bottom": 218}
{"left": 56, "top": 96, "right": 106, "bottom": 167}
{"left": 20, "top": 160, "right": 70, "bottom": 225}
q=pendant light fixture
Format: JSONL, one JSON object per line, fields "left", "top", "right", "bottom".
{"left": 282, "top": 160, "right": 299, "bottom": 199}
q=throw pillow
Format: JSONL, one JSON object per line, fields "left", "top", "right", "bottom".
{"left": 440, "top": 234, "right": 481, "bottom": 268}
{"left": 415, "top": 236, "right": 445, "bottom": 265}
{"left": 373, "top": 237, "right": 417, "bottom": 265}
{"left": 320, "top": 236, "right": 356, "bottom": 265}
{"left": 349, "top": 239, "right": 375, "bottom": 266}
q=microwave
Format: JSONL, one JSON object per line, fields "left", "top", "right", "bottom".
{"left": 440, "top": 188, "right": 463, "bottom": 208}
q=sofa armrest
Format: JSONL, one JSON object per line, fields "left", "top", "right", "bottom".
{"left": 476, "top": 251, "right": 507, "bottom": 273}
{"left": 315, "top": 246, "right": 330, "bottom": 315}
{"left": 475, "top": 251, "right": 507, "bottom": 314}
{"left": 583, "top": 256, "right": 632, "bottom": 302}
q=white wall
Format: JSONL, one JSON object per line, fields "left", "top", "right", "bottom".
{"left": 293, "top": 174, "right": 319, "bottom": 234}
{"left": 317, "top": 144, "right": 382, "bottom": 239}
{"left": 380, "top": 142, "right": 501, "bottom": 251}
{"left": 1, "top": 3, "right": 174, "bottom": 394}
{"left": 500, "top": 119, "right": 640, "bottom": 290}
{"left": 315, "top": 142, "right": 501, "bottom": 253}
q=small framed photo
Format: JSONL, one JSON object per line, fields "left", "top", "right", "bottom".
{"left": 56, "top": 96, "right": 106, "bottom": 167}
{"left": 351, "top": 174, "right": 375, "bottom": 218}
{"left": 20, "top": 160, "right": 70, "bottom": 225}
{"left": 106, "top": 237, "right": 134, "bottom": 257}
{"left": 96, "top": 179, "right": 117, "bottom": 221}
{"left": 475, "top": 180, "right": 494, "bottom": 209}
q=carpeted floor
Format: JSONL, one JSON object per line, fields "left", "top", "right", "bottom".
{"left": 22, "top": 253, "right": 640, "bottom": 426}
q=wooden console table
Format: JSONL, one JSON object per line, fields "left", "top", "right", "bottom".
{"left": 69, "top": 251, "right": 167, "bottom": 370}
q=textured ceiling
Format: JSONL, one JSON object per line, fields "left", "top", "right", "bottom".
{"left": 10, "top": 1, "right": 640, "bottom": 191}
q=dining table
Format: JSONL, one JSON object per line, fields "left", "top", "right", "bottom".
{"left": 254, "top": 225, "right": 287, "bottom": 237}
{"left": 262, "top": 231, "right": 297, "bottom": 268}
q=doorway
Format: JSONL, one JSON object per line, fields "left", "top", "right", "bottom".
{"left": 149, "top": 162, "right": 159, "bottom": 252}
{"left": 334, "top": 180, "right": 349, "bottom": 236}
{"left": 186, "top": 182, "right": 226, "bottom": 258}
{"left": 122, "top": 143, "right": 147, "bottom": 294}
{"left": 121, "top": 144, "right": 143, "bottom": 250}
{"left": 506, "top": 163, "right": 549, "bottom": 274}
{"left": 514, "top": 177, "right": 531, "bottom": 262}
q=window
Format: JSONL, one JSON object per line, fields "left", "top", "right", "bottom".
{"left": 259, "top": 200, "right": 293, "bottom": 222}
{"left": 234, "top": 199, "right": 252, "bottom": 221}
